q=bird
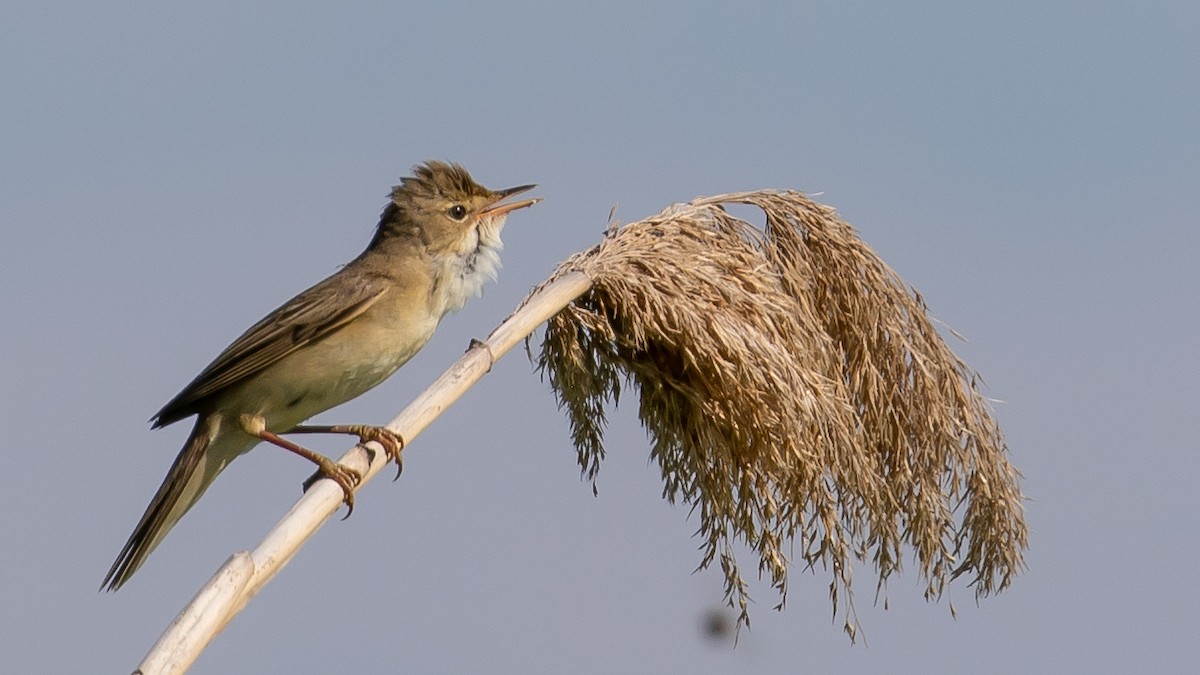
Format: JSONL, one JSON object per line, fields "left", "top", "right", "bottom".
{"left": 102, "top": 161, "right": 539, "bottom": 591}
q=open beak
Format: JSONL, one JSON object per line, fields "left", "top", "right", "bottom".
{"left": 482, "top": 184, "right": 541, "bottom": 217}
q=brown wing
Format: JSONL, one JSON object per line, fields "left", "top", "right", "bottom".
{"left": 151, "top": 271, "right": 390, "bottom": 427}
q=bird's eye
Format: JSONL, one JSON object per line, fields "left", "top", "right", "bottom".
{"left": 447, "top": 205, "right": 468, "bottom": 220}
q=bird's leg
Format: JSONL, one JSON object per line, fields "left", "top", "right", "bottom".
{"left": 248, "top": 427, "right": 362, "bottom": 517}
{"left": 286, "top": 424, "right": 406, "bottom": 481}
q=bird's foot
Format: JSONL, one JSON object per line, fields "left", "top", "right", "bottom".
{"left": 300, "top": 455, "right": 362, "bottom": 518}
{"left": 341, "top": 424, "right": 406, "bottom": 481}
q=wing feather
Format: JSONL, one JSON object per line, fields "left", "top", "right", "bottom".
{"left": 152, "top": 273, "right": 389, "bottom": 427}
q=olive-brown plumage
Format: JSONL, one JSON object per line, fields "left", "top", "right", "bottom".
{"left": 103, "top": 162, "right": 538, "bottom": 590}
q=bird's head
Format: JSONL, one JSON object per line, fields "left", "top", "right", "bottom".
{"left": 374, "top": 161, "right": 539, "bottom": 257}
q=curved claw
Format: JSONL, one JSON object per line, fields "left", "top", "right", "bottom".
{"left": 332, "top": 473, "right": 358, "bottom": 518}
{"left": 327, "top": 467, "right": 360, "bottom": 519}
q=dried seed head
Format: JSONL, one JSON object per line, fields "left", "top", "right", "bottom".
{"left": 534, "top": 190, "right": 1026, "bottom": 637}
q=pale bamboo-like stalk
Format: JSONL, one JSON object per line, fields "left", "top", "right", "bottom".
{"left": 134, "top": 272, "right": 593, "bottom": 675}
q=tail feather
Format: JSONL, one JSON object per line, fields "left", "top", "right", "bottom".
{"left": 103, "top": 416, "right": 236, "bottom": 591}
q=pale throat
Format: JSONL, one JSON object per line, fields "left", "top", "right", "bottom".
{"left": 432, "top": 216, "right": 505, "bottom": 315}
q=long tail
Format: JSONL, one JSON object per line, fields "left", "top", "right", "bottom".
{"left": 102, "top": 415, "right": 244, "bottom": 591}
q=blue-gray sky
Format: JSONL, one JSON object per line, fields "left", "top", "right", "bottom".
{"left": 3, "top": 2, "right": 1198, "bottom": 672}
